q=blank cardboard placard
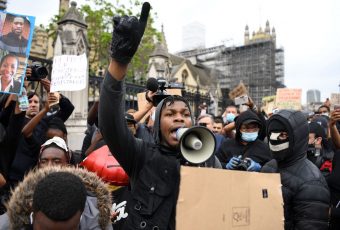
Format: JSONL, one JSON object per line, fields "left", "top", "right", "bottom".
{"left": 176, "top": 167, "right": 284, "bottom": 230}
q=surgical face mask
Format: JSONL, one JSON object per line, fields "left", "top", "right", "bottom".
{"left": 226, "top": 113, "right": 236, "bottom": 123}
{"left": 241, "top": 131, "right": 258, "bottom": 142}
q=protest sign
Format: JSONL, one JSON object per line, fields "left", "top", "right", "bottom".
{"left": 0, "top": 11, "right": 35, "bottom": 95}
{"left": 275, "top": 88, "right": 302, "bottom": 110}
{"left": 51, "top": 53, "right": 87, "bottom": 92}
{"left": 177, "top": 167, "right": 284, "bottom": 230}
{"left": 229, "top": 82, "right": 248, "bottom": 100}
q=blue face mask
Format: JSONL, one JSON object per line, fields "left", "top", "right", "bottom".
{"left": 226, "top": 113, "right": 236, "bottom": 123}
{"left": 241, "top": 131, "right": 258, "bottom": 142}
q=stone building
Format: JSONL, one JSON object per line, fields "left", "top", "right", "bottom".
{"left": 177, "top": 21, "right": 285, "bottom": 107}
{"left": 147, "top": 26, "right": 221, "bottom": 115}
{"left": 53, "top": 1, "right": 90, "bottom": 150}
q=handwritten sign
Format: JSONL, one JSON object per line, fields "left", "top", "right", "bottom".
{"left": 276, "top": 88, "right": 302, "bottom": 110}
{"left": 51, "top": 53, "right": 87, "bottom": 92}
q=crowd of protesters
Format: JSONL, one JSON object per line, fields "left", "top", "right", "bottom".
{"left": 0, "top": 2, "right": 340, "bottom": 230}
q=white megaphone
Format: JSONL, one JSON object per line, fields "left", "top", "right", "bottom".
{"left": 176, "top": 126, "right": 216, "bottom": 165}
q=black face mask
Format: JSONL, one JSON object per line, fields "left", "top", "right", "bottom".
{"left": 307, "top": 144, "right": 317, "bottom": 157}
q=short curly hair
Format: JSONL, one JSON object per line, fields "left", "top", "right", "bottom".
{"left": 32, "top": 171, "right": 87, "bottom": 221}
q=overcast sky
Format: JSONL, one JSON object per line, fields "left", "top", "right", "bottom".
{"left": 7, "top": 0, "right": 340, "bottom": 104}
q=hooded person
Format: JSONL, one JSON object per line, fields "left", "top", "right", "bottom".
{"left": 261, "top": 110, "right": 330, "bottom": 230}
{"left": 1, "top": 166, "right": 112, "bottom": 230}
{"left": 99, "top": 3, "right": 219, "bottom": 228}
{"left": 216, "top": 109, "right": 272, "bottom": 171}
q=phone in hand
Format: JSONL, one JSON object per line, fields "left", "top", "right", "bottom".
{"left": 334, "top": 104, "right": 340, "bottom": 110}
{"left": 234, "top": 95, "right": 249, "bottom": 105}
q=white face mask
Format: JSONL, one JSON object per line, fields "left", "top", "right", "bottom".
{"left": 268, "top": 132, "right": 289, "bottom": 152}
{"left": 321, "top": 112, "right": 329, "bottom": 117}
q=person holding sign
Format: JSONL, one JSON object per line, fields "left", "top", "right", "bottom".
{"left": 0, "top": 53, "right": 21, "bottom": 94}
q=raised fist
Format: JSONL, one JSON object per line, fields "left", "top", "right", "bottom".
{"left": 110, "top": 2, "right": 150, "bottom": 64}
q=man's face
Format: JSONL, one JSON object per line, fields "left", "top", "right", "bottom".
{"left": 240, "top": 123, "right": 259, "bottom": 133}
{"left": 0, "top": 56, "right": 18, "bottom": 83}
{"left": 226, "top": 106, "right": 238, "bottom": 115}
{"left": 33, "top": 210, "right": 81, "bottom": 230}
{"left": 38, "top": 146, "right": 69, "bottom": 168}
{"left": 197, "top": 116, "right": 214, "bottom": 131}
{"left": 160, "top": 100, "right": 192, "bottom": 149}
{"left": 26, "top": 95, "right": 40, "bottom": 118}
{"left": 46, "top": 128, "right": 66, "bottom": 141}
{"left": 12, "top": 17, "right": 24, "bottom": 36}
{"left": 308, "top": 133, "right": 322, "bottom": 148}
{"left": 213, "top": 122, "right": 223, "bottom": 134}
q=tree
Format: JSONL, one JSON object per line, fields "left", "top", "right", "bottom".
{"left": 79, "top": 0, "right": 161, "bottom": 78}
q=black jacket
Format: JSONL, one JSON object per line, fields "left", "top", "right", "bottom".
{"left": 262, "top": 110, "right": 330, "bottom": 230}
{"left": 99, "top": 72, "right": 220, "bottom": 230}
{"left": 216, "top": 109, "right": 272, "bottom": 169}
{"left": 8, "top": 95, "right": 74, "bottom": 182}
{"left": 100, "top": 73, "right": 180, "bottom": 230}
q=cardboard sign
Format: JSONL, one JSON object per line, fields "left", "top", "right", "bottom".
{"left": 0, "top": 11, "right": 35, "bottom": 95}
{"left": 229, "top": 82, "right": 248, "bottom": 100}
{"left": 275, "top": 88, "right": 302, "bottom": 110}
{"left": 176, "top": 167, "right": 284, "bottom": 230}
{"left": 51, "top": 53, "right": 87, "bottom": 92}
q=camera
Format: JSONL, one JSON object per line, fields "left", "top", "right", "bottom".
{"left": 235, "top": 156, "right": 251, "bottom": 171}
{"left": 152, "top": 78, "right": 184, "bottom": 106}
{"left": 27, "top": 63, "right": 48, "bottom": 81}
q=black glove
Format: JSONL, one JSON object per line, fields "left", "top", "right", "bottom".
{"left": 110, "top": 2, "right": 151, "bottom": 64}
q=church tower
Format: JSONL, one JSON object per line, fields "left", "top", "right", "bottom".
{"left": 54, "top": 1, "right": 90, "bottom": 150}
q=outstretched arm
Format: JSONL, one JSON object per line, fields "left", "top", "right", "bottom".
{"left": 99, "top": 2, "right": 151, "bottom": 176}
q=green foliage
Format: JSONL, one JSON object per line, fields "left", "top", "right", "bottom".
{"left": 46, "top": 0, "right": 160, "bottom": 79}
{"left": 79, "top": 0, "right": 160, "bottom": 78}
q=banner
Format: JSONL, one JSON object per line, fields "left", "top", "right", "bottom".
{"left": 275, "top": 88, "right": 302, "bottom": 110}
{"left": 51, "top": 53, "right": 87, "bottom": 92}
{"left": 0, "top": 11, "right": 35, "bottom": 95}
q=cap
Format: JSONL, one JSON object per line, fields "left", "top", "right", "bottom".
{"left": 242, "top": 119, "right": 260, "bottom": 126}
{"left": 125, "top": 113, "right": 136, "bottom": 124}
{"left": 40, "top": 136, "right": 70, "bottom": 159}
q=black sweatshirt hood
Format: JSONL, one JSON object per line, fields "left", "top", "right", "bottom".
{"left": 152, "top": 96, "right": 194, "bottom": 147}
{"left": 267, "top": 110, "right": 309, "bottom": 166}
{"left": 235, "top": 109, "right": 263, "bottom": 142}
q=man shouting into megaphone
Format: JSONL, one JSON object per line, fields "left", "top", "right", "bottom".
{"left": 99, "top": 2, "right": 220, "bottom": 229}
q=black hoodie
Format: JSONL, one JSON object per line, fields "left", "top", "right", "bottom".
{"left": 262, "top": 110, "right": 330, "bottom": 230}
{"left": 99, "top": 72, "right": 189, "bottom": 230}
{"left": 216, "top": 109, "right": 272, "bottom": 169}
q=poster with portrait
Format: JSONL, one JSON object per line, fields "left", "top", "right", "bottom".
{"left": 0, "top": 11, "right": 35, "bottom": 95}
